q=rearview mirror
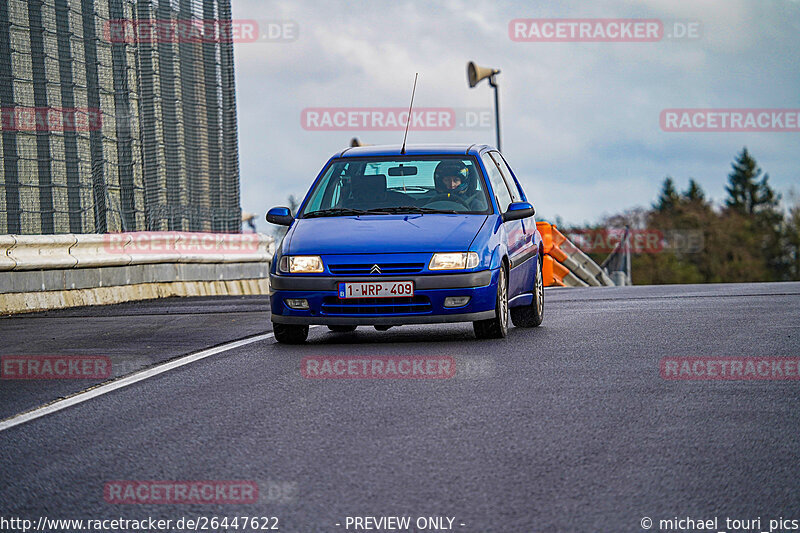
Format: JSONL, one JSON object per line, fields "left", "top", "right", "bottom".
{"left": 266, "top": 206, "right": 293, "bottom": 226}
{"left": 388, "top": 165, "right": 418, "bottom": 176}
{"left": 502, "top": 201, "right": 535, "bottom": 222}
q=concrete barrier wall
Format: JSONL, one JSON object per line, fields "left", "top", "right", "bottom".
{"left": 0, "top": 236, "right": 16, "bottom": 271}
{"left": 1, "top": 279, "right": 271, "bottom": 315}
{"left": 0, "top": 232, "right": 275, "bottom": 314}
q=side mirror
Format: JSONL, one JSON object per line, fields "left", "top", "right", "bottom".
{"left": 502, "top": 201, "right": 535, "bottom": 222}
{"left": 266, "top": 206, "right": 293, "bottom": 226}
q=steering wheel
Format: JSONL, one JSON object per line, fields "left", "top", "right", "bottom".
{"left": 424, "top": 193, "right": 471, "bottom": 210}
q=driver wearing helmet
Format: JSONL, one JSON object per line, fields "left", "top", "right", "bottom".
{"left": 433, "top": 160, "right": 483, "bottom": 209}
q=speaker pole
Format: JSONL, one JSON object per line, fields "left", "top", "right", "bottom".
{"left": 489, "top": 75, "right": 501, "bottom": 152}
{"left": 467, "top": 62, "right": 503, "bottom": 152}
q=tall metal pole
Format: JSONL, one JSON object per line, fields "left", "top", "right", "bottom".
{"left": 489, "top": 76, "right": 501, "bottom": 152}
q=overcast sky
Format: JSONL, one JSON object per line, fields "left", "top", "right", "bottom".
{"left": 230, "top": 0, "right": 800, "bottom": 230}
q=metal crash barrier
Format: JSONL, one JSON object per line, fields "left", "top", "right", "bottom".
{"left": 2, "top": 232, "right": 274, "bottom": 271}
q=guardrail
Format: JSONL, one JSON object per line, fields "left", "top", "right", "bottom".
{"left": 0, "top": 232, "right": 275, "bottom": 314}
{"left": 536, "top": 222, "right": 615, "bottom": 287}
{"left": 1, "top": 232, "right": 274, "bottom": 271}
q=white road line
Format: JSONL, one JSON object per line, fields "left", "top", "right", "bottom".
{"left": 0, "top": 332, "right": 277, "bottom": 432}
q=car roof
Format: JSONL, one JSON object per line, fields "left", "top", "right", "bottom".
{"left": 332, "top": 143, "right": 495, "bottom": 158}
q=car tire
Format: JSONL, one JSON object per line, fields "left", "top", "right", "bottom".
{"left": 328, "top": 325, "right": 357, "bottom": 333}
{"left": 273, "top": 322, "right": 309, "bottom": 344}
{"left": 510, "top": 255, "right": 544, "bottom": 328}
{"left": 473, "top": 265, "right": 509, "bottom": 339}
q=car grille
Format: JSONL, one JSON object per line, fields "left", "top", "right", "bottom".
{"left": 321, "top": 296, "right": 432, "bottom": 315}
{"left": 328, "top": 263, "right": 425, "bottom": 275}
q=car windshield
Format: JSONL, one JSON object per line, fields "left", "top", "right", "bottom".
{"left": 299, "top": 156, "right": 492, "bottom": 217}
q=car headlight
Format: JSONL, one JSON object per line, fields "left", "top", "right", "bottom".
{"left": 429, "top": 252, "right": 479, "bottom": 270}
{"left": 279, "top": 255, "right": 324, "bottom": 273}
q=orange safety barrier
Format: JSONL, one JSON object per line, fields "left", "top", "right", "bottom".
{"left": 541, "top": 255, "right": 564, "bottom": 287}
{"left": 537, "top": 221, "right": 572, "bottom": 260}
{"left": 537, "top": 222, "right": 574, "bottom": 287}
{"left": 537, "top": 221, "right": 554, "bottom": 254}
{"left": 537, "top": 221, "right": 615, "bottom": 287}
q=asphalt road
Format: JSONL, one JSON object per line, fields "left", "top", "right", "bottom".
{"left": 1, "top": 282, "right": 799, "bottom": 532}
{"left": 0, "top": 296, "right": 271, "bottom": 420}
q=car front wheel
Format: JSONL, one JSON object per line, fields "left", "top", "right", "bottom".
{"left": 473, "top": 266, "right": 509, "bottom": 339}
{"left": 273, "top": 322, "right": 309, "bottom": 344}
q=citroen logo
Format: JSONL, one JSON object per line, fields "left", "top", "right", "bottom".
{"left": 370, "top": 264, "right": 381, "bottom": 274}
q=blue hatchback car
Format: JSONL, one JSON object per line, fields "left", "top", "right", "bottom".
{"left": 266, "top": 144, "right": 544, "bottom": 343}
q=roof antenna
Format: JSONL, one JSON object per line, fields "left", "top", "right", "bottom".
{"left": 400, "top": 73, "right": 418, "bottom": 155}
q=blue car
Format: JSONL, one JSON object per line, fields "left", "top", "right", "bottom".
{"left": 266, "top": 144, "right": 544, "bottom": 343}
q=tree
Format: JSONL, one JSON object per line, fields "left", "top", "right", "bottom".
{"left": 723, "top": 148, "right": 787, "bottom": 279}
{"left": 683, "top": 179, "right": 706, "bottom": 204}
{"left": 787, "top": 204, "right": 800, "bottom": 279}
{"left": 654, "top": 177, "right": 680, "bottom": 212}
{"left": 567, "top": 148, "right": 797, "bottom": 284}
{"left": 725, "top": 147, "right": 780, "bottom": 216}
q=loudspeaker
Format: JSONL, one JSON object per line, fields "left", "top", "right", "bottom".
{"left": 468, "top": 61, "right": 500, "bottom": 87}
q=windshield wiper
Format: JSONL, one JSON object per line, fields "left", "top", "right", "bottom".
{"left": 365, "top": 206, "right": 460, "bottom": 215}
{"left": 303, "top": 208, "right": 368, "bottom": 218}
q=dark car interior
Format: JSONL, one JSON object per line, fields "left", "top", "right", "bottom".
{"left": 327, "top": 161, "right": 489, "bottom": 213}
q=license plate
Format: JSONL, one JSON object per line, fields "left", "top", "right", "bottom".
{"left": 338, "top": 281, "right": 414, "bottom": 299}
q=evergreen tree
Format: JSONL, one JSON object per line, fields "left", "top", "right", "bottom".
{"left": 787, "top": 204, "right": 800, "bottom": 280}
{"left": 683, "top": 179, "right": 706, "bottom": 204}
{"left": 654, "top": 177, "right": 680, "bottom": 212}
{"left": 725, "top": 148, "right": 787, "bottom": 278}
{"left": 725, "top": 147, "right": 780, "bottom": 215}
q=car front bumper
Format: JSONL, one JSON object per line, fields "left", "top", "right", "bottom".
{"left": 269, "top": 269, "right": 498, "bottom": 326}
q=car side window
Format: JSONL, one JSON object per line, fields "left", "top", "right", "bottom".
{"left": 481, "top": 153, "right": 513, "bottom": 212}
{"left": 489, "top": 152, "right": 522, "bottom": 202}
